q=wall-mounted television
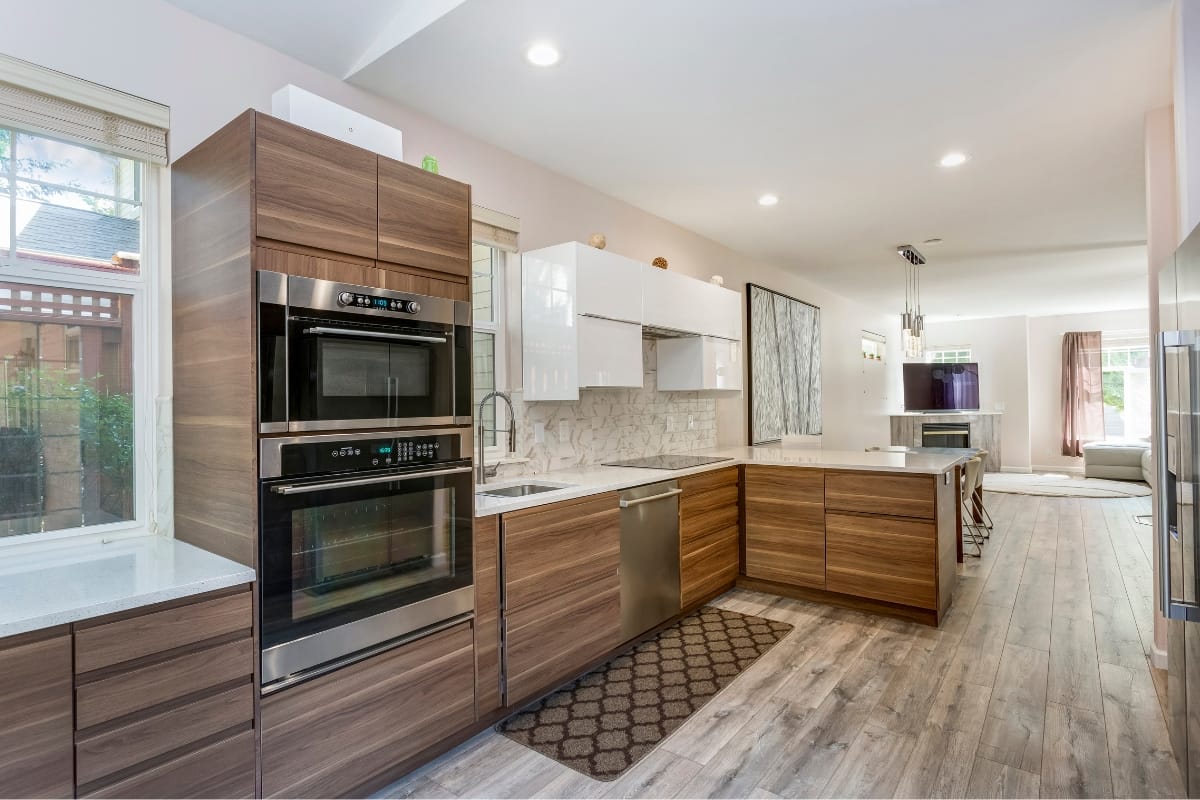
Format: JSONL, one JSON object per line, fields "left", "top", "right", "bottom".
{"left": 903, "top": 362, "right": 981, "bottom": 411}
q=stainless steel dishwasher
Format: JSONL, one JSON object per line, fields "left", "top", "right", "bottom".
{"left": 618, "top": 480, "right": 683, "bottom": 640}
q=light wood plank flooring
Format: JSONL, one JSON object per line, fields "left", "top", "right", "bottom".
{"left": 376, "top": 492, "right": 1179, "bottom": 799}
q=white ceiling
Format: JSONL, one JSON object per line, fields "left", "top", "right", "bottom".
{"left": 166, "top": 0, "right": 1172, "bottom": 320}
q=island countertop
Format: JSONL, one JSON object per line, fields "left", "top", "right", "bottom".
{"left": 475, "top": 444, "right": 968, "bottom": 517}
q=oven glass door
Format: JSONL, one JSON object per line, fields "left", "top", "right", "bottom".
{"left": 288, "top": 315, "right": 455, "bottom": 427}
{"left": 259, "top": 463, "right": 473, "bottom": 651}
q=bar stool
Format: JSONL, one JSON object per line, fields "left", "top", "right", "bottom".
{"left": 970, "top": 449, "right": 994, "bottom": 537}
{"left": 961, "top": 457, "right": 986, "bottom": 557}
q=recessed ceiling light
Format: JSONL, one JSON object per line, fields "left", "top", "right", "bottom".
{"left": 757, "top": 193, "right": 779, "bottom": 207}
{"left": 923, "top": 237, "right": 943, "bottom": 245}
{"left": 525, "top": 42, "right": 560, "bottom": 67}
{"left": 939, "top": 151, "right": 969, "bottom": 168}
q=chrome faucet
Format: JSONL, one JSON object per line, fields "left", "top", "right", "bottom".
{"left": 477, "top": 390, "right": 516, "bottom": 484}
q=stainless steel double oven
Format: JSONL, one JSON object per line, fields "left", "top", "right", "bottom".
{"left": 257, "top": 272, "right": 474, "bottom": 691}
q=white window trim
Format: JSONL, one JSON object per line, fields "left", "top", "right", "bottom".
{"left": 473, "top": 246, "right": 509, "bottom": 459}
{"left": 0, "top": 113, "right": 167, "bottom": 550}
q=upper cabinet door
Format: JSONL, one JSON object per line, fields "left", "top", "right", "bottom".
{"left": 575, "top": 245, "right": 642, "bottom": 323}
{"left": 643, "top": 267, "right": 742, "bottom": 340}
{"left": 378, "top": 157, "right": 471, "bottom": 278}
{"left": 254, "top": 114, "right": 379, "bottom": 259}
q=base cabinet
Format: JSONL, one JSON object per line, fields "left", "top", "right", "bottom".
{"left": 0, "top": 627, "right": 73, "bottom": 799}
{"left": 742, "top": 466, "right": 826, "bottom": 588}
{"left": 501, "top": 493, "right": 621, "bottom": 707}
{"left": 260, "top": 621, "right": 476, "bottom": 799}
{"left": 680, "top": 468, "right": 740, "bottom": 608}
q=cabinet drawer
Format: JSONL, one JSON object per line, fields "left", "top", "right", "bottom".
{"left": 76, "top": 637, "right": 253, "bottom": 729}
{"left": 681, "top": 486, "right": 739, "bottom": 545}
{"left": 0, "top": 628, "right": 73, "bottom": 799}
{"left": 681, "top": 525, "right": 739, "bottom": 608}
{"left": 76, "top": 683, "right": 253, "bottom": 788}
{"left": 744, "top": 500, "right": 826, "bottom": 589}
{"left": 261, "top": 622, "right": 475, "bottom": 799}
{"left": 744, "top": 465, "right": 824, "bottom": 504}
{"left": 825, "top": 512, "right": 936, "bottom": 609}
{"left": 505, "top": 578, "right": 621, "bottom": 707}
{"left": 75, "top": 590, "right": 251, "bottom": 674}
{"left": 679, "top": 466, "right": 739, "bottom": 495}
{"left": 825, "top": 471, "right": 935, "bottom": 520}
{"left": 80, "top": 729, "right": 255, "bottom": 799}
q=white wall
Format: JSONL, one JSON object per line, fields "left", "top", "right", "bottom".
{"left": 922, "top": 316, "right": 1032, "bottom": 471}
{"left": 0, "top": 0, "right": 901, "bottom": 452}
{"left": 1027, "top": 308, "right": 1151, "bottom": 472}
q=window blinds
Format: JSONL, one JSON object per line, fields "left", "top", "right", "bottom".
{"left": 0, "top": 55, "right": 169, "bottom": 165}
{"left": 471, "top": 205, "right": 520, "bottom": 252}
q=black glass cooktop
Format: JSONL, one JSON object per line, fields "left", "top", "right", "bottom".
{"left": 602, "top": 454, "right": 734, "bottom": 470}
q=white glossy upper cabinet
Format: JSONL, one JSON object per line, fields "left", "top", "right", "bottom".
{"left": 521, "top": 245, "right": 578, "bottom": 401}
{"left": 573, "top": 245, "right": 643, "bottom": 322}
{"left": 656, "top": 336, "right": 743, "bottom": 392}
{"left": 578, "top": 316, "right": 644, "bottom": 388}
{"left": 642, "top": 267, "right": 742, "bottom": 340}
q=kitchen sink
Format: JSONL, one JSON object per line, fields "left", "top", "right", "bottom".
{"left": 477, "top": 483, "right": 570, "bottom": 498}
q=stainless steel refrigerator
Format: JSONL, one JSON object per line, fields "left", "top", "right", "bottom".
{"left": 1160, "top": 226, "right": 1200, "bottom": 795}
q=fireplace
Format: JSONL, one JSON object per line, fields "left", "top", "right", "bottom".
{"left": 922, "top": 422, "right": 970, "bottom": 448}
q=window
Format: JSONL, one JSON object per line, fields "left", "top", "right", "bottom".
{"left": 1101, "top": 334, "right": 1151, "bottom": 441}
{"left": 927, "top": 347, "right": 972, "bottom": 364}
{"left": 472, "top": 242, "right": 505, "bottom": 448}
{"left": 0, "top": 58, "right": 166, "bottom": 541}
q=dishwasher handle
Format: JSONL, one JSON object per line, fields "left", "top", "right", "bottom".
{"left": 619, "top": 488, "right": 683, "bottom": 508}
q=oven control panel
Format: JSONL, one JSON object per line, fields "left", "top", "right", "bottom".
{"left": 279, "top": 433, "right": 463, "bottom": 476}
{"left": 337, "top": 291, "right": 422, "bottom": 315}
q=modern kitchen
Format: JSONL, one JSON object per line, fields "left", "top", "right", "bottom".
{"left": 0, "top": 2, "right": 1185, "bottom": 799}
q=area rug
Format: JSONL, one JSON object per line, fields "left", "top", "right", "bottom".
{"left": 983, "top": 472, "right": 1151, "bottom": 498}
{"left": 496, "top": 606, "right": 793, "bottom": 781}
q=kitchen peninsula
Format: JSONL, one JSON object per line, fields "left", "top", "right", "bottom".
{"left": 476, "top": 445, "right": 965, "bottom": 629}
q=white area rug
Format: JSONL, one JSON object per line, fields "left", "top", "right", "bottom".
{"left": 983, "top": 472, "right": 1151, "bottom": 498}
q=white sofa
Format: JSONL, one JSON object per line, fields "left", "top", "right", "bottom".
{"left": 1082, "top": 441, "right": 1151, "bottom": 483}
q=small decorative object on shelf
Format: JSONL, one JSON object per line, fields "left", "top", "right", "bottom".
{"left": 421, "top": 154, "right": 439, "bottom": 174}
{"left": 652, "top": 256, "right": 669, "bottom": 270}
{"left": 587, "top": 232, "right": 607, "bottom": 250}
{"left": 710, "top": 275, "right": 725, "bottom": 286}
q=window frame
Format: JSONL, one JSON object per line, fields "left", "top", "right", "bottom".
{"left": 472, "top": 242, "right": 508, "bottom": 457}
{"left": 926, "top": 347, "right": 973, "bottom": 364}
{"left": 1099, "top": 336, "right": 1151, "bottom": 441}
{"left": 0, "top": 131, "right": 165, "bottom": 548}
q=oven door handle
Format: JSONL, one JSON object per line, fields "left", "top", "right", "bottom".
{"left": 270, "top": 465, "right": 473, "bottom": 494}
{"left": 302, "top": 326, "right": 448, "bottom": 344}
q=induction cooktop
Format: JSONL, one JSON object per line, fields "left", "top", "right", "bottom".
{"left": 602, "top": 454, "right": 734, "bottom": 470}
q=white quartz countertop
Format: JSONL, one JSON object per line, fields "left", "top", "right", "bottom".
{"left": 0, "top": 535, "right": 256, "bottom": 638}
{"left": 475, "top": 445, "right": 968, "bottom": 517}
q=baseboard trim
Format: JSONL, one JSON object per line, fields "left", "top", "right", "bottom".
{"left": 1152, "top": 644, "right": 1168, "bottom": 671}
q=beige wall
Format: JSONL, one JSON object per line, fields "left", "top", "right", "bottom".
{"left": 0, "top": 0, "right": 902, "bottom": 452}
{"left": 921, "top": 316, "right": 1032, "bottom": 471}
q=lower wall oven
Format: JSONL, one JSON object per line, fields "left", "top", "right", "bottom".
{"left": 258, "top": 428, "right": 473, "bottom": 692}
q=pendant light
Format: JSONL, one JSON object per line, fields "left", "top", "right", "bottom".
{"left": 897, "top": 244, "right": 926, "bottom": 360}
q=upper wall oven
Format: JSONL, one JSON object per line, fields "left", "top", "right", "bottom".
{"left": 259, "top": 272, "right": 472, "bottom": 433}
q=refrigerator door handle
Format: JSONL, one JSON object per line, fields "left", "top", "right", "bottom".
{"left": 1160, "top": 330, "right": 1200, "bottom": 621}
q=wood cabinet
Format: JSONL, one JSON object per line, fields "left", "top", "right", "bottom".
{"left": 825, "top": 512, "right": 937, "bottom": 609}
{"left": 474, "top": 514, "right": 503, "bottom": 718}
{"left": 742, "top": 465, "right": 826, "bottom": 589}
{"left": 501, "top": 493, "right": 622, "bottom": 707}
{"left": 0, "top": 627, "right": 73, "bottom": 799}
{"left": 679, "top": 467, "right": 740, "bottom": 608}
{"left": 825, "top": 470, "right": 936, "bottom": 520}
{"left": 260, "top": 621, "right": 475, "bottom": 799}
{"left": 72, "top": 587, "right": 255, "bottom": 799}
{"left": 254, "top": 113, "right": 379, "bottom": 259}
{"left": 378, "top": 156, "right": 471, "bottom": 278}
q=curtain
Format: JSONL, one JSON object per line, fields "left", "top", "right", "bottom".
{"left": 1061, "top": 331, "right": 1104, "bottom": 456}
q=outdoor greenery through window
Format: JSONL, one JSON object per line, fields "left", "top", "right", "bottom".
{"left": 1101, "top": 337, "right": 1151, "bottom": 441}
{"left": 0, "top": 126, "right": 143, "bottom": 537}
{"left": 472, "top": 242, "right": 504, "bottom": 449}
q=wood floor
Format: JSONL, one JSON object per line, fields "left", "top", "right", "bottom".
{"left": 376, "top": 492, "right": 1180, "bottom": 799}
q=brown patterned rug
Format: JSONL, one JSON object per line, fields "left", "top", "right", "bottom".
{"left": 496, "top": 606, "right": 793, "bottom": 781}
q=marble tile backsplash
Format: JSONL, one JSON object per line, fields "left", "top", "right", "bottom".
{"left": 493, "top": 340, "right": 717, "bottom": 479}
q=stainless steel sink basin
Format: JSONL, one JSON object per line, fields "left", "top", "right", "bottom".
{"left": 477, "top": 483, "right": 567, "bottom": 498}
